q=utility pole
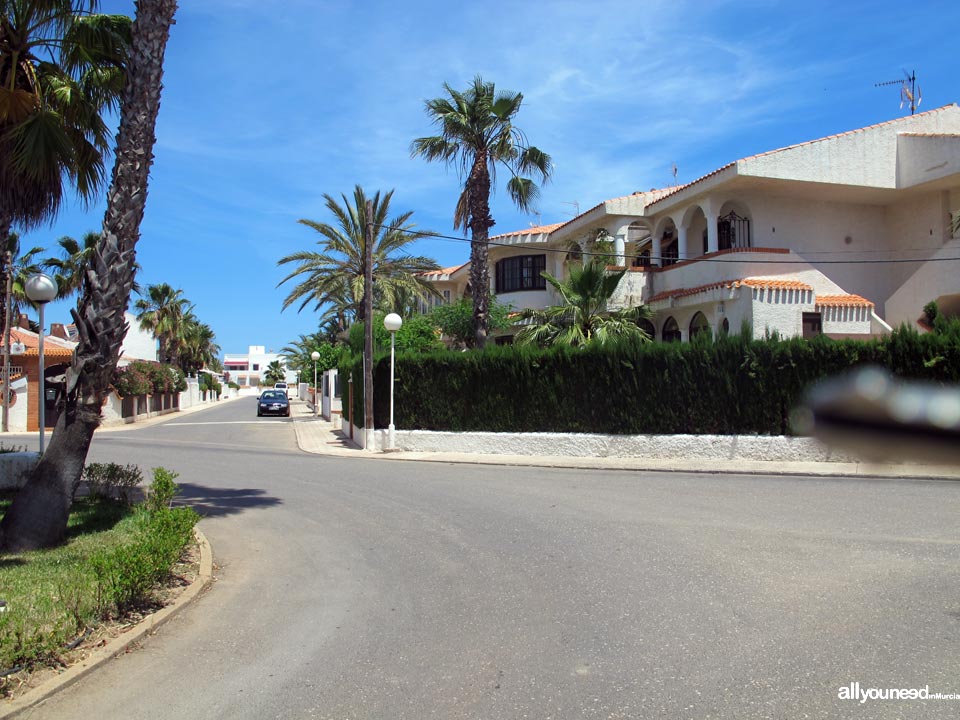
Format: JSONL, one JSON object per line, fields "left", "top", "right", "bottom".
{"left": 363, "top": 199, "right": 375, "bottom": 451}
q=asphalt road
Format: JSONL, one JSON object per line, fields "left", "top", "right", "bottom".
{"left": 23, "top": 398, "right": 960, "bottom": 719}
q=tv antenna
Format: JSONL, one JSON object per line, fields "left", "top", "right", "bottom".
{"left": 875, "top": 69, "right": 921, "bottom": 115}
{"left": 671, "top": 162, "right": 679, "bottom": 186}
{"left": 562, "top": 201, "right": 580, "bottom": 218}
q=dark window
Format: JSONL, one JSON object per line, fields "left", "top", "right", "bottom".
{"left": 495, "top": 255, "right": 546, "bottom": 293}
{"left": 717, "top": 211, "right": 751, "bottom": 251}
{"left": 689, "top": 312, "right": 710, "bottom": 339}
{"left": 802, "top": 312, "right": 822, "bottom": 338}
{"left": 662, "top": 316, "right": 681, "bottom": 342}
{"left": 660, "top": 230, "right": 678, "bottom": 266}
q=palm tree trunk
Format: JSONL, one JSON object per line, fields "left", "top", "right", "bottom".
{"left": 0, "top": 0, "right": 179, "bottom": 553}
{"left": 0, "top": 215, "right": 10, "bottom": 337}
{"left": 467, "top": 152, "right": 494, "bottom": 349}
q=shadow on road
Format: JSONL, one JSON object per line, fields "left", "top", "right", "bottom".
{"left": 175, "top": 482, "right": 282, "bottom": 518}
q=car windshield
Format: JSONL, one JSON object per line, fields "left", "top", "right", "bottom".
{"left": 261, "top": 392, "right": 286, "bottom": 401}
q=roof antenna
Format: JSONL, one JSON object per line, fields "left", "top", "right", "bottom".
{"left": 561, "top": 201, "right": 580, "bottom": 218}
{"left": 875, "top": 69, "right": 921, "bottom": 115}
{"left": 671, "top": 162, "right": 679, "bottom": 186}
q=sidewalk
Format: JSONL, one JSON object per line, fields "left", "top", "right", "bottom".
{"left": 289, "top": 401, "right": 960, "bottom": 481}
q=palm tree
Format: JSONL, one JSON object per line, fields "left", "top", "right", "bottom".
{"left": 0, "top": 1, "right": 131, "bottom": 330}
{"left": 412, "top": 76, "right": 552, "bottom": 348}
{"left": 2, "top": 231, "right": 45, "bottom": 318}
{"left": 134, "top": 282, "right": 189, "bottom": 365}
{"left": 43, "top": 231, "right": 97, "bottom": 299}
{"left": 176, "top": 312, "right": 219, "bottom": 375}
{"left": 277, "top": 185, "right": 440, "bottom": 319}
{"left": 1, "top": 0, "right": 177, "bottom": 552}
{"left": 514, "top": 261, "right": 653, "bottom": 347}
{"left": 43, "top": 230, "right": 142, "bottom": 300}
{"left": 263, "top": 360, "right": 285, "bottom": 386}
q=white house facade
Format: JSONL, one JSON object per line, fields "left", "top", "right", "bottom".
{"left": 425, "top": 104, "right": 960, "bottom": 342}
{"left": 223, "top": 345, "right": 295, "bottom": 387}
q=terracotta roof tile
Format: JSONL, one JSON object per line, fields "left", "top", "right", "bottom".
{"left": 647, "top": 278, "right": 813, "bottom": 304}
{"left": 815, "top": 294, "right": 874, "bottom": 308}
{"left": 418, "top": 263, "right": 468, "bottom": 278}
{"left": 9, "top": 328, "right": 75, "bottom": 359}
{"left": 738, "top": 279, "right": 813, "bottom": 291}
{"left": 489, "top": 223, "right": 564, "bottom": 240}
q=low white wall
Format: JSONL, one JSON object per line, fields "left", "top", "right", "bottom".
{"left": 0, "top": 451, "right": 40, "bottom": 490}
{"left": 371, "top": 429, "right": 859, "bottom": 462}
{"left": 5, "top": 377, "right": 28, "bottom": 433}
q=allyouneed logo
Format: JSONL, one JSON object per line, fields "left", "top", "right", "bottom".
{"left": 838, "top": 683, "right": 959, "bottom": 704}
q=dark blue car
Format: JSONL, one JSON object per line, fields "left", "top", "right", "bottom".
{"left": 257, "top": 390, "right": 290, "bottom": 417}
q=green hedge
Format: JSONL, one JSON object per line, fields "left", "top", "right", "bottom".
{"left": 340, "top": 327, "right": 960, "bottom": 436}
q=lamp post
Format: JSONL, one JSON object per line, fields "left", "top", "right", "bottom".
{"left": 311, "top": 351, "right": 320, "bottom": 418}
{"left": 383, "top": 313, "right": 402, "bottom": 450}
{"left": 24, "top": 273, "right": 58, "bottom": 454}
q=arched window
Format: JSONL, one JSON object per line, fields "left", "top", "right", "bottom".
{"left": 689, "top": 312, "right": 710, "bottom": 339}
{"left": 638, "top": 318, "right": 655, "bottom": 340}
{"left": 721, "top": 317, "right": 730, "bottom": 335}
{"left": 717, "top": 211, "right": 751, "bottom": 251}
{"left": 662, "top": 316, "right": 681, "bottom": 342}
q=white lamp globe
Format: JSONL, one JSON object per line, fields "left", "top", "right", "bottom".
{"left": 383, "top": 313, "right": 403, "bottom": 333}
{"left": 24, "top": 273, "right": 58, "bottom": 304}
{"left": 311, "top": 351, "right": 320, "bottom": 361}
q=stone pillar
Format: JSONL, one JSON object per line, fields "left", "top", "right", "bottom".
{"left": 706, "top": 213, "right": 719, "bottom": 254}
{"left": 677, "top": 226, "right": 689, "bottom": 261}
{"left": 614, "top": 232, "right": 626, "bottom": 266}
{"left": 652, "top": 233, "right": 662, "bottom": 268}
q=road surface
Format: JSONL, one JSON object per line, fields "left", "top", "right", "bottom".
{"left": 22, "top": 398, "right": 960, "bottom": 719}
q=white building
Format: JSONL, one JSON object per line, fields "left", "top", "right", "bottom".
{"left": 427, "top": 104, "right": 960, "bottom": 342}
{"left": 222, "top": 345, "right": 294, "bottom": 388}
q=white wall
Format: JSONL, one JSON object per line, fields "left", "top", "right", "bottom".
{"left": 120, "top": 311, "right": 158, "bottom": 362}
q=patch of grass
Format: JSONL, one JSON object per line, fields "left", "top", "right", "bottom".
{"left": 0, "top": 467, "right": 197, "bottom": 683}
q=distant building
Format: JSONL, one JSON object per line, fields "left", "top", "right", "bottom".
{"left": 222, "top": 345, "right": 294, "bottom": 387}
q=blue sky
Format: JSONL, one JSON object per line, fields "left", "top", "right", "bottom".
{"left": 25, "top": 0, "right": 960, "bottom": 356}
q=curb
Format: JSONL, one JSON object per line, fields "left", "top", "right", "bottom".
{"left": 292, "top": 420, "right": 960, "bottom": 481}
{"left": 0, "top": 528, "right": 214, "bottom": 719}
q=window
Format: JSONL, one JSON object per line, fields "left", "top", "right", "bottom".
{"left": 638, "top": 318, "right": 655, "bottom": 340}
{"left": 689, "top": 312, "right": 710, "bottom": 339}
{"left": 802, "top": 312, "right": 822, "bottom": 338}
{"left": 252, "top": 364, "right": 259, "bottom": 371}
{"left": 495, "top": 255, "right": 546, "bottom": 293}
{"left": 717, "top": 211, "right": 751, "bottom": 251}
{"left": 443, "top": 290, "right": 451, "bottom": 303}
{"left": 661, "top": 230, "right": 678, "bottom": 266}
{"left": 662, "top": 316, "right": 681, "bottom": 342}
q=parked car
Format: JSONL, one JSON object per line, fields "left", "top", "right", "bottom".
{"left": 257, "top": 390, "right": 290, "bottom": 417}
{"left": 274, "top": 381, "right": 292, "bottom": 398}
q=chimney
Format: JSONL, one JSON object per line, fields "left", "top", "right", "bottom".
{"left": 17, "top": 313, "right": 29, "bottom": 329}
{"left": 50, "top": 323, "right": 69, "bottom": 340}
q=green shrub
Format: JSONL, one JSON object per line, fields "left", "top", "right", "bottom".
{"left": 111, "top": 365, "right": 152, "bottom": 397}
{"left": 145, "top": 467, "right": 180, "bottom": 513}
{"left": 91, "top": 467, "right": 198, "bottom": 615}
{"left": 347, "top": 325, "right": 960, "bottom": 435}
{"left": 81, "top": 463, "right": 144, "bottom": 504}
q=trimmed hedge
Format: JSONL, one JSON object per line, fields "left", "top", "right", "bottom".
{"left": 343, "top": 326, "right": 960, "bottom": 436}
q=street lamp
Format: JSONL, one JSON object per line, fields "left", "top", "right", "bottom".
{"left": 311, "top": 350, "right": 320, "bottom": 418}
{"left": 24, "top": 273, "right": 58, "bottom": 454}
{"left": 383, "top": 313, "right": 402, "bottom": 450}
